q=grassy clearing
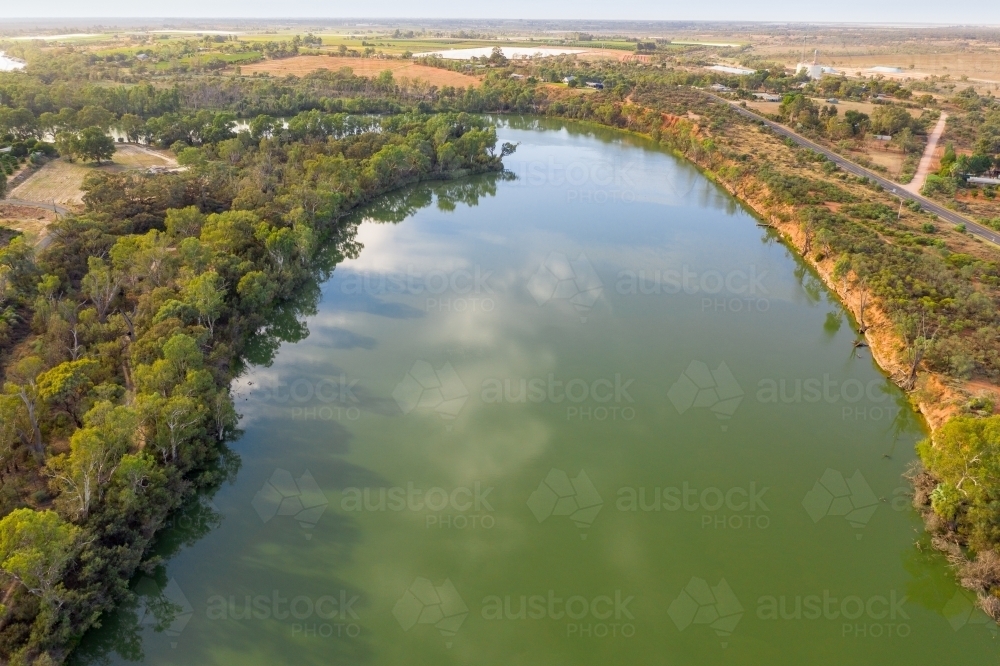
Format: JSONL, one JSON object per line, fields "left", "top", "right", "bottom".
{"left": 9, "top": 159, "right": 91, "bottom": 209}
{"left": 9, "top": 145, "right": 175, "bottom": 210}
{"left": 110, "top": 144, "right": 177, "bottom": 168}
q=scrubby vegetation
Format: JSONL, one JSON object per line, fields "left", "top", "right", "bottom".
{"left": 934, "top": 89, "right": 1000, "bottom": 194}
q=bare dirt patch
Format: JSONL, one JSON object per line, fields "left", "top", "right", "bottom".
{"left": 575, "top": 49, "right": 648, "bottom": 63}
{"left": 809, "top": 53, "right": 1000, "bottom": 86}
{"left": 853, "top": 141, "right": 907, "bottom": 176}
{"left": 241, "top": 56, "right": 481, "bottom": 87}
{"left": 0, "top": 205, "right": 57, "bottom": 245}
{"left": 111, "top": 144, "right": 177, "bottom": 169}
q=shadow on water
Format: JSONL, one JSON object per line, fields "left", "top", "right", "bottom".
{"left": 241, "top": 223, "right": 360, "bottom": 369}
{"left": 325, "top": 174, "right": 507, "bottom": 323}
{"left": 823, "top": 311, "right": 843, "bottom": 336}
{"left": 900, "top": 531, "right": 998, "bottom": 640}
{"left": 317, "top": 327, "right": 378, "bottom": 350}
{"left": 71, "top": 225, "right": 370, "bottom": 666}
{"left": 71, "top": 172, "right": 506, "bottom": 666}
{"left": 793, "top": 263, "right": 824, "bottom": 305}
{"left": 354, "top": 171, "right": 507, "bottom": 224}
{"left": 69, "top": 465, "right": 232, "bottom": 665}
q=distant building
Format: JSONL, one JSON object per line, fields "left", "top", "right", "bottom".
{"left": 873, "top": 134, "right": 892, "bottom": 141}
{"left": 585, "top": 81, "right": 604, "bottom": 89}
{"left": 968, "top": 176, "right": 1000, "bottom": 186}
{"left": 707, "top": 65, "right": 755, "bottom": 76}
{"left": 825, "top": 98, "right": 839, "bottom": 104}
{"left": 710, "top": 83, "right": 732, "bottom": 92}
{"left": 796, "top": 49, "right": 838, "bottom": 80}
{"left": 562, "top": 76, "right": 576, "bottom": 83}
{"left": 753, "top": 93, "right": 782, "bottom": 102}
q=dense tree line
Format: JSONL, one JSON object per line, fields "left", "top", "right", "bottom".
{"left": 0, "top": 109, "right": 509, "bottom": 663}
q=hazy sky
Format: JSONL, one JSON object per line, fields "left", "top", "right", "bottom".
{"left": 0, "top": 0, "right": 997, "bottom": 24}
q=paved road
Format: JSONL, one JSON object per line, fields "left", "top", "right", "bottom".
{"left": 1, "top": 197, "right": 70, "bottom": 216}
{"left": 705, "top": 93, "right": 1000, "bottom": 246}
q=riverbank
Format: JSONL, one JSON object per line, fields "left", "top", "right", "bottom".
{"left": 592, "top": 90, "right": 1000, "bottom": 619}
{"left": 0, "top": 114, "right": 509, "bottom": 664}
{"left": 75, "top": 118, "right": 981, "bottom": 665}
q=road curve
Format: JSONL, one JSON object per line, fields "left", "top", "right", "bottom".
{"left": 704, "top": 93, "right": 1000, "bottom": 246}
{"left": 1, "top": 197, "right": 71, "bottom": 216}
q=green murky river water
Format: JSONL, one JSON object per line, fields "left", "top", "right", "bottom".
{"left": 74, "top": 118, "right": 1000, "bottom": 665}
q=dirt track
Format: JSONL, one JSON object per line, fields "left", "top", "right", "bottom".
{"left": 904, "top": 112, "right": 948, "bottom": 195}
{"left": 241, "top": 56, "right": 481, "bottom": 87}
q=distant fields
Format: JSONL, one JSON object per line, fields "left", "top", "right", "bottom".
{"left": 240, "top": 56, "right": 482, "bottom": 86}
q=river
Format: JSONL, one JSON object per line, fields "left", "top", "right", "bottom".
{"left": 72, "top": 118, "right": 1000, "bottom": 665}
{"left": 0, "top": 51, "right": 26, "bottom": 72}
